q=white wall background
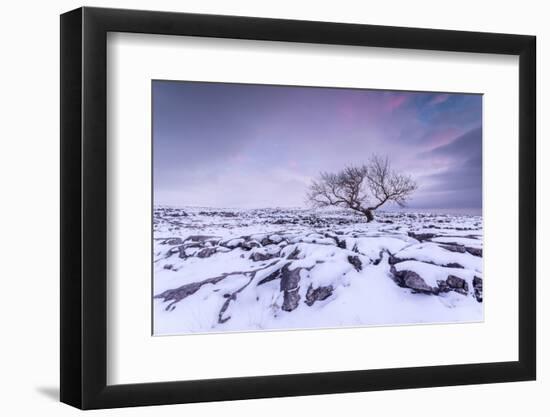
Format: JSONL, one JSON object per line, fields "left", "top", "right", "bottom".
{"left": 0, "top": 0, "right": 545, "bottom": 415}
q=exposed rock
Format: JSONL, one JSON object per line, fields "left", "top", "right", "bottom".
{"left": 388, "top": 254, "right": 403, "bottom": 265}
{"left": 390, "top": 266, "right": 433, "bottom": 294}
{"left": 250, "top": 251, "right": 279, "bottom": 262}
{"left": 186, "top": 235, "right": 220, "bottom": 243}
{"left": 222, "top": 238, "right": 245, "bottom": 249}
{"left": 335, "top": 237, "right": 347, "bottom": 249}
{"left": 199, "top": 210, "right": 237, "bottom": 218}
{"left": 197, "top": 247, "right": 217, "bottom": 258}
{"left": 372, "top": 250, "right": 385, "bottom": 266}
{"left": 305, "top": 285, "right": 333, "bottom": 306}
{"left": 257, "top": 267, "right": 285, "bottom": 286}
{"left": 404, "top": 272, "right": 433, "bottom": 294}
{"left": 282, "top": 289, "right": 301, "bottom": 312}
{"left": 473, "top": 276, "right": 483, "bottom": 302}
{"left": 347, "top": 255, "right": 362, "bottom": 271}
{"left": 443, "top": 262, "right": 464, "bottom": 269}
{"left": 154, "top": 207, "right": 484, "bottom": 326}
{"left": 217, "top": 275, "right": 255, "bottom": 323}
{"left": 389, "top": 265, "right": 400, "bottom": 284}
{"left": 269, "top": 234, "right": 284, "bottom": 244}
{"left": 162, "top": 237, "right": 183, "bottom": 245}
{"left": 241, "top": 240, "right": 261, "bottom": 251}
{"left": 473, "top": 276, "right": 482, "bottom": 287}
{"left": 221, "top": 238, "right": 262, "bottom": 250}
{"left": 177, "top": 245, "right": 188, "bottom": 259}
{"left": 388, "top": 253, "right": 464, "bottom": 269}
{"left": 166, "top": 210, "right": 187, "bottom": 217}
{"left": 438, "top": 275, "right": 469, "bottom": 295}
{"left": 439, "top": 244, "right": 466, "bottom": 253}
{"left": 408, "top": 232, "right": 438, "bottom": 242}
{"left": 280, "top": 266, "right": 302, "bottom": 311}
{"left": 260, "top": 237, "right": 272, "bottom": 246}
{"left": 155, "top": 262, "right": 281, "bottom": 312}
{"left": 465, "top": 247, "right": 483, "bottom": 257}
{"left": 280, "top": 266, "right": 302, "bottom": 292}
{"left": 286, "top": 247, "right": 301, "bottom": 260}
{"left": 155, "top": 275, "right": 225, "bottom": 310}
{"left": 181, "top": 241, "right": 203, "bottom": 249}
{"left": 447, "top": 275, "right": 468, "bottom": 290}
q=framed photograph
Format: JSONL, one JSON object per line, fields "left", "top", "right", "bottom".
{"left": 60, "top": 6, "right": 536, "bottom": 409}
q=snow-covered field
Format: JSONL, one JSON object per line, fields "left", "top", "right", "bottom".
{"left": 153, "top": 206, "right": 483, "bottom": 335}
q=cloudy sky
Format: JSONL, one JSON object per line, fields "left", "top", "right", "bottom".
{"left": 153, "top": 80, "right": 482, "bottom": 211}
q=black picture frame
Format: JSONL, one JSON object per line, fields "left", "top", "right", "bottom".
{"left": 60, "top": 6, "right": 536, "bottom": 410}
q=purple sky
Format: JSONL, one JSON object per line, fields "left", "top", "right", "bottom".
{"left": 153, "top": 81, "right": 482, "bottom": 211}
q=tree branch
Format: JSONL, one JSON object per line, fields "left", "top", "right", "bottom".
{"left": 306, "top": 154, "right": 418, "bottom": 221}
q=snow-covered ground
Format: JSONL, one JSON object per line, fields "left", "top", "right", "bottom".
{"left": 153, "top": 206, "right": 483, "bottom": 335}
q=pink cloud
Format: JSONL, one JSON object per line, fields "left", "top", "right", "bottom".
{"left": 424, "top": 127, "right": 462, "bottom": 148}
{"left": 386, "top": 95, "right": 408, "bottom": 112}
{"left": 429, "top": 94, "right": 450, "bottom": 105}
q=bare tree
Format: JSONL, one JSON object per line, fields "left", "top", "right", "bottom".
{"left": 307, "top": 155, "right": 418, "bottom": 222}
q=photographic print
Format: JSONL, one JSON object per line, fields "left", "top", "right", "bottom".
{"left": 152, "top": 81, "right": 483, "bottom": 336}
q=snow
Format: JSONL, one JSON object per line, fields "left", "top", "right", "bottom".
{"left": 152, "top": 206, "right": 483, "bottom": 335}
{"left": 395, "top": 242, "right": 482, "bottom": 272}
{"left": 431, "top": 236, "right": 483, "bottom": 248}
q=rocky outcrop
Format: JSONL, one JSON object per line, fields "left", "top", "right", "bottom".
{"left": 403, "top": 272, "right": 433, "bottom": 294}
{"left": 407, "top": 232, "right": 438, "bottom": 242}
{"left": 197, "top": 247, "right": 217, "bottom": 258}
{"left": 218, "top": 276, "right": 255, "bottom": 324}
{"left": 250, "top": 251, "right": 280, "bottom": 262}
{"left": 325, "top": 233, "right": 346, "bottom": 249}
{"left": 155, "top": 261, "right": 280, "bottom": 313}
{"left": 241, "top": 240, "right": 261, "bottom": 251}
{"left": 177, "top": 245, "right": 188, "bottom": 259}
{"left": 155, "top": 274, "right": 227, "bottom": 311}
{"left": 199, "top": 210, "right": 238, "bottom": 218}
{"left": 286, "top": 247, "right": 301, "bottom": 260}
{"left": 438, "top": 243, "right": 482, "bottom": 258}
{"left": 280, "top": 265, "right": 302, "bottom": 311}
{"left": 473, "top": 276, "right": 483, "bottom": 302}
{"left": 388, "top": 253, "right": 464, "bottom": 269}
{"left": 444, "top": 262, "right": 464, "bottom": 269}
{"left": 259, "top": 235, "right": 286, "bottom": 246}
{"left": 388, "top": 254, "right": 402, "bottom": 265}
{"left": 305, "top": 285, "right": 333, "bottom": 306}
{"left": 439, "top": 243, "right": 466, "bottom": 253}
{"left": 162, "top": 237, "right": 183, "bottom": 245}
{"left": 465, "top": 247, "right": 482, "bottom": 257}
{"left": 282, "top": 289, "right": 301, "bottom": 312}
{"left": 347, "top": 255, "right": 362, "bottom": 271}
{"left": 390, "top": 266, "right": 433, "bottom": 294}
{"left": 436, "top": 275, "right": 469, "bottom": 296}
{"left": 257, "top": 266, "right": 286, "bottom": 286}
{"left": 389, "top": 267, "right": 473, "bottom": 297}
{"left": 154, "top": 208, "right": 484, "bottom": 330}
{"left": 186, "top": 235, "right": 220, "bottom": 243}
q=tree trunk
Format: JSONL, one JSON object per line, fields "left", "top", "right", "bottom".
{"left": 364, "top": 209, "right": 374, "bottom": 222}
